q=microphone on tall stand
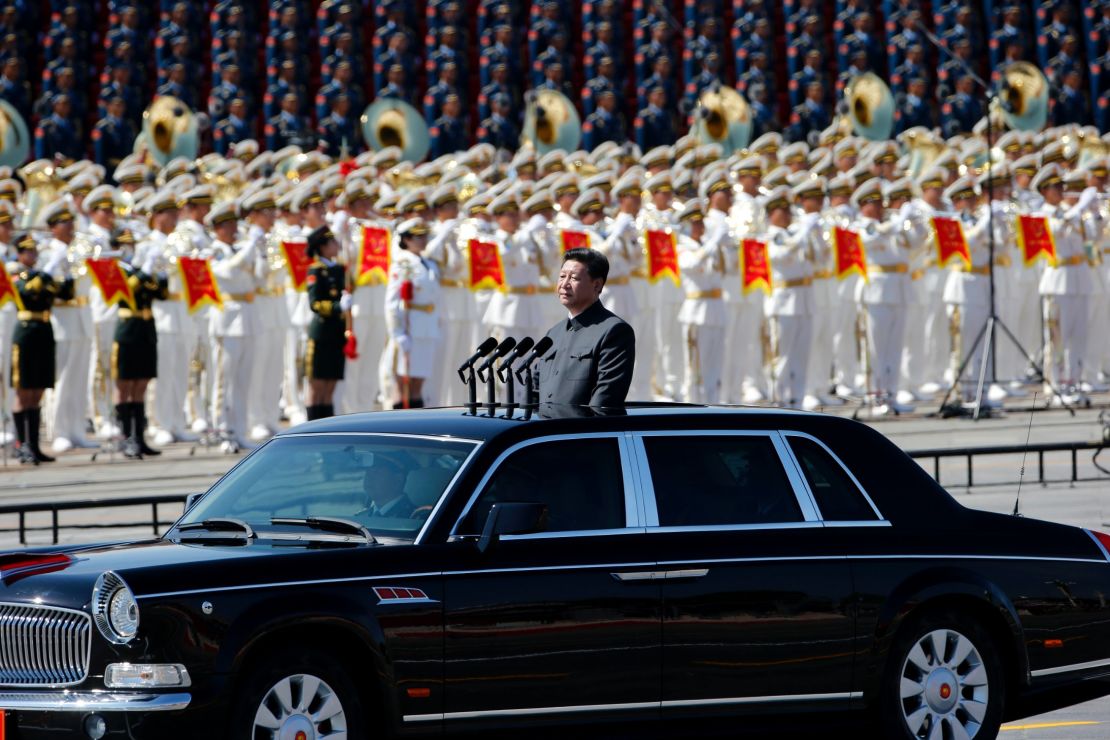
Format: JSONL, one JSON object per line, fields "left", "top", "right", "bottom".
{"left": 514, "top": 336, "right": 554, "bottom": 410}
{"left": 458, "top": 337, "right": 498, "bottom": 413}
{"left": 496, "top": 337, "right": 535, "bottom": 416}
{"left": 476, "top": 337, "right": 517, "bottom": 414}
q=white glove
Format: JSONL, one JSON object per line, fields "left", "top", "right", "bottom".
{"left": 396, "top": 335, "right": 412, "bottom": 354}
{"left": 41, "top": 250, "right": 67, "bottom": 276}
{"left": 339, "top": 292, "right": 352, "bottom": 312}
{"left": 1076, "top": 186, "right": 1098, "bottom": 212}
{"left": 527, "top": 213, "right": 547, "bottom": 232}
{"left": 140, "top": 256, "right": 157, "bottom": 276}
{"left": 612, "top": 211, "right": 634, "bottom": 233}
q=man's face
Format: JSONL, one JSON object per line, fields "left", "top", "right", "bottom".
{"left": 1041, "top": 183, "right": 1062, "bottom": 205}
{"left": 92, "top": 205, "right": 114, "bottom": 228}
{"left": 581, "top": 209, "right": 602, "bottom": 225}
{"left": 558, "top": 259, "right": 603, "bottom": 314}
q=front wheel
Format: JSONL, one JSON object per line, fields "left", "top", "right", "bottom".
{"left": 881, "top": 611, "right": 1005, "bottom": 740}
{"left": 234, "top": 648, "right": 366, "bottom": 740}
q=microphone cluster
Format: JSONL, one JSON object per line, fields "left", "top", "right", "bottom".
{"left": 456, "top": 336, "right": 553, "bottom": 416}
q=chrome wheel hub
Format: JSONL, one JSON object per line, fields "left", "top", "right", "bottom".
{"left": 899, "top": 628, "right": 989, "bottom": 739}
{"left": 253, "top": 673, "right": 348, "bottom": 740}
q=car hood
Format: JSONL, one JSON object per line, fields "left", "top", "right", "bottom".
{"left": 0, "top": 538, "right": 418, "bottom": 610}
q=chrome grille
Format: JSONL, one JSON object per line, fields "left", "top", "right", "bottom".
{"left": 0, "top": 603, "right": 90, "bottom": 686}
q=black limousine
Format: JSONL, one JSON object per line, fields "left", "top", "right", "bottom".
{"left": 1, "top": 406, "right": 1109, "bottom": 740}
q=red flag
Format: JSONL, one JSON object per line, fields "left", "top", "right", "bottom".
{"left": 833, "top": 227, "right": 869, "bottom": 281}
{"left": 467, "top": 239, "right": 506, "bottom": 291}
{"left": 0, "top": 267, "right": 21, "bottom": 310}
{"left": 178, "top": 257, "right": 223, "bottom": 313}
{"left": 85, "top": 258, "right": 136, "bottom": 310}
{"left": 930, "top": 216, "right": 971, "bottom": 269}
{"left": 356, "top": 225, "right": 391, "bottom": 286}
{"left": 644, "top": 229, "right": 680, "bottom": 285}
{"left": 560, "top": 230, "right": 590, "bottom": 253}
{"left": 741, "top": 238, "right": 772, "bottom": 295}
{"left": 280, "top": 240, "right": 312, "bottom": 291}
{"left": 1015, "top": 215, "right": 1057, "bottom": 267}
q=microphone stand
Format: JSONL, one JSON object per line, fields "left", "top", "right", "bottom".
{"left": 458, "top": 364, "right": 479, "bottom": 415}
{"left": 914, "top": 22, "right": 1073, "bottom": 420}
{"left": 476, "top": 361, "right": 499, "bottom": 417}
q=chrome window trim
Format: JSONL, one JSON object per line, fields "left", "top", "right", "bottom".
{"left": 448, "top": 432, "right": 636, "bottom": 538}
{"left": 628, "top": 435, "right": 659, "bottom": 527}
{"left": 632, "top": 429, "right": 818, "bottom": 528}
{"left": 1031, "top": 656, "right": 1110, "bottom": 678}
{"left": 402, "top": 691, "right": 860, "bottom": 723}
{"left": 622, "top": 432, "right": 649, "bottom": 526}
{"left": 645, "top": 522, "right": 825, "bottom": 535}
{"left": 779, "top": 431, "right": 885, "bottom": 521}
{"left": 279, "top": 431, "right": 485, "bottom": 445}
{"left": 500, "top": 527, "right": 648, "bottom": 542}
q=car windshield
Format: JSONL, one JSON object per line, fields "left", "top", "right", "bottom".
{"left": 174, "top": 434, "right": 477, "bottom": 543}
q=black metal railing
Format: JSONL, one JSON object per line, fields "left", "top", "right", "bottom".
{"left": 907, "top": 441, "right": 1107, "bottom": 488}
{"left": 0, "top": 494, "right": 187, "bottom": 545}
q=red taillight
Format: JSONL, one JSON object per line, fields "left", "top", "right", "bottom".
{"left": 0, "top": 553, "right": 72, "bottom": 578}
{"left": 1087, "top": 530, "right": 1110, "bottom": 561}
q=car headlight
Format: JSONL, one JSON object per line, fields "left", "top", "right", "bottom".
{"left": 92, "top": 571, "right": 140, "bottom": 644}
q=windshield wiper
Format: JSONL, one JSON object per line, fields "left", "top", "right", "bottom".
{"left": 270, "top": 517, "right": 378, "bottom": 544}
{"left": 175, "top": 518, "right": 256, "bottom": 543}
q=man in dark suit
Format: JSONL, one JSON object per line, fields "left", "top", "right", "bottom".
{"left": 477, "top": 93, "right": 518, "bottom": 151}
{"left": 362, "top": 454, "right": 416, "bottom": 519}
{"left": 636, "top": 86, "right": 675, "bottom": 150}
{"left": 897, "top": 77, "right": 935, "bottom": 132}
{"left": 535, "top": 248, "right": 635, "bottom": 408}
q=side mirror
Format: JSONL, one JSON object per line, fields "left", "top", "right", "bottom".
{"left": 477, "top": 502, "right": 548, "bottom": 553}
{"left": 184, "top": 493, "right": 205, "bottom": 513}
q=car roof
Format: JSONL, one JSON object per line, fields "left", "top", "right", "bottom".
{"left": 280, "top": 403, "right": 822, "bottom": 444}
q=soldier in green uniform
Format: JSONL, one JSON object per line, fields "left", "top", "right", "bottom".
{"left": 304, "top": 225, "right": 350, "bottom": 421}
{"left": 11, "top": 233, "right": 71, "bottom": 464}
{"left": 112, "top": 230, "right": 168, "bottom": 459}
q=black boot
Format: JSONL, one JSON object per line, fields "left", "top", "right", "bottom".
{"left": 305, "top": 404, "right": 321, "bottom": 421}
{"left": 118, "top": 404, "right": 141, "bottom": 459}
{"left": 320, "top": 404, "right": 334, "bottom": 419}
{"left": 27, "top": 410, "right": 54, "bottom": 463}
{"left": 12, "top": 411, "right": 35, "bottom": 465}
{"left": 132, "top": 402, "right": 161, "bottom": 456}
{"left": 409, "top": 398, "right": 424, "bottom": 409}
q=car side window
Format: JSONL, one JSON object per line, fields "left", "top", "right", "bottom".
{"left": 788, "top": 436, "right": 879, "bottom": 522}
{"left": 459, "top": 438, "right": 626, "bottom": 535}
{"left": 643, "top": 435, "right": 803, "bottom": 526}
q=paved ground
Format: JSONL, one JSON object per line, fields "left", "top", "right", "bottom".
{"left": 0, "top": 397, "right": 1108, "bottom": 733}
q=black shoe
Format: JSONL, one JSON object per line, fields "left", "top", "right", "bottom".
{"left": 132, "top": 403, "right": 161, "bottom": 456}
{"left": 116, "top": 404, "right": 142, "bottom": 459}
{"left": 28, "top": 409, "right": 54, "bottom": 463}
{"left": 12, "top": 411, "right": 36, "bottom": 465}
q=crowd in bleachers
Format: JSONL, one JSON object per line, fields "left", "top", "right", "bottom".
{"left": 6, "top": 0, "right": 1110, "bottom": 169}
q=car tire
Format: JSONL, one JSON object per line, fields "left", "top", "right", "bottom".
{"left": 880, "top": 610, "right": 1005, "bottom": 740}
{"left": 232, "top": 648, "right": 367, "bottom": 740}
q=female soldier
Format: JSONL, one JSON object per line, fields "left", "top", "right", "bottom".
{"left": 11, "top": 232, "right": 70, "bottom": 464}
{"left": 304, "top": 225, "right": 350, "bottom": 420}
{"left": 385, "top": 218, "right": 440, "bottom": 409}
{"left": 113, "top": 230, "right": 168, "bottom": 459}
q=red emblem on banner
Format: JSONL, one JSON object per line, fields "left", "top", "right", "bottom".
{"left": 644, "top": 229, "right": 680, "bottom": 285}
{"left": 560, "top": 230, "right": 590, "bottom": 253}
{"left": 1015, "top": 215, "right": 1057, "bottom": 267}
{"left": 178, "top": 257, "right": 223, "bottom": 313}
{"left": 467, "top": 239, "right": 505, "bottom": 291}
{"left": 356, "top": 225, "right": 391, "bottom": 287}
{"left": 930, "top": 217, "right": 971, "bottom": 269}
{"left": 833, "top": 227, "right": 869, "bottom": 281}
{"left": 0, "top": 267, "right": 22, "bottom": 310}
{"left": 85, "top": 258, "right": 136, "bottom": 310}
{"left": 280, "top": 240, "right": 312, "bottom": 291}
{"left": 741, "top": 238, "right": 772, "bottom": 295}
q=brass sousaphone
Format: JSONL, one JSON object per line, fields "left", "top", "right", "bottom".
{"left": 999, "top": 62, "right": 1049, "bottom": 132}
{"left": 843, "top": 72, "right": 895, "bottom": 141}
{"left": 137, "top": 96, "right": 199, "bottom": 166}
{"left": 521, "top": 89, "right": 581, "bottom": 155}
{"left": 360, "top": 97, "right": 431, "bottom": 163}
{"left": 0, "top": 99, "right": 29, "bottom": 169}
{"left": 691, "top": 84, "right": 754, "bottom": 155}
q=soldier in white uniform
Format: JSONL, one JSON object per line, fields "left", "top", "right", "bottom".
{"left": 1009, "top": 154, "right": 1045, "bottom": 378}
{"left": 853, "top": 178, "right": 913, "bottom": 414}
{"left": 595, "top": 172, "right": 642, "bottom": 323}
{"left": 41, "top": 199, "right": 97, "bottom": 451}
{"left": 136, "top": 190, "right": 197, "bottom": 446}
{"left": 825, "top": 173, "right": 864, "bottom": 397}
{"left": 81, "top": 185, "right": 120, "bottom": 438}
{"left": 764, "top": 185, "right": 815, "bottom": 407}
{"left": 675, "top": 198, "right": 725, "bottom": 402}
{"left": 1090, "top": 160, "right": 1110, "bottom": 384}
{"left": 632, "top": 172, "right": 675, "bottom": 399}
{"left": 207, "top": 199, "right": 261, "bottom": 452}
{"left": 384, "top": 218, "right": 441, "bottom": 408}
{"left": 0, "top": 202, "right": 17, "bottom": 441}
{"left": 520, "top": 189, "right": 563, "bottom": 330}
{"left": 902, "top": 167, "right": 951, "bottom": 396}
{"left": 722, "top": 157, "right": 767, "bottom": 403}
{"left": 483, "top": 192, "right": 545, "bottom": 343}
{"left": 423, "top": 183, "right": 468, "bottom": 405}
{"left": 170, "top": 186, "right": 215, "bottom": 433}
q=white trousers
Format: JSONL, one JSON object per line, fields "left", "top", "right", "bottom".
{"left": 900, "top": 300, "right": 927, "bottom": 393}
{"left": 721, "top": 301, "right": 764, "bottom": 402}
{"left": 283, "top": 327, "right": 306, "bottom": 417}
{"left": 187, "top": 318, "right": 211, "bottom": 427}
{"left": 947, "top": 300, "right": 990, "bottom": 400}
{"left": 436, "top": 317, "right": 471, "bottom": 407}
{"left": 212, "top": 336, "right": 252, "bottom": 439}
{"left": 864, "top": 303, "right": 906, "bottom": 397}
{"left": 831, "top": 299, "right": 862, "bottom": 389}
{"left": 655, "top": 300, "right": 685, "bottom": 399}
{"left": 682, "top": 324, "right": 724, "bottom": 404}
{"left": 807, "top": 300, "right": 834, "bottom": 397}
{"left": 154, "top": 332, "right": 191, "bottom": 435}
{"left": 628, "top": 280, "right": 656, "bottom": 401}
{"left": 89, "top": 321, "right": 115, "bottom": 428}
{"left": 52, "top": 338, "right": 92, "bottom": 441}
{"left": 248, "top": 327, "right": 285, "bottom": 432}
{"left": 342, "top": 313, "right": 389, "bottom": 413}
{"left": 772, "top": 315, "right": 813, "bottom": 407}
{"left": 1043, "top": 294, "right": 1089, "bottom": 388}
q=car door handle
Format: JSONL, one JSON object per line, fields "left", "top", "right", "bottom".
{"left": 612, "top": 569, "right": 709, "bottom": 582}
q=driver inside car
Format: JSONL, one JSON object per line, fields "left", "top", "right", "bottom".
{"left": 362, "top": 453, "right": 417, "bottom": 518}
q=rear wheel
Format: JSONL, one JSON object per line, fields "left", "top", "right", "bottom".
{"left": 881, "top": 611, "right": 1005, "bottom": 740}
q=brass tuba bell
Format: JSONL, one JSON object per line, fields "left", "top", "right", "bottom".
{"left": 18, "top": 159, "right": 65, "bottom": 229}
{"left": 999, "top": 62, "right": 1048, "bottom": 132}
{"left": 521, "top": 90, "right": 581, "bottom": 155}
{"left": 137, "top": 96, "right": 198, "bottom": 167}
{"left": 691, "top": 85, "right": 753, "bottom": 155}
{"left": 360, "top": 97, "right": 431, "bottom": 163}
{"left": 0, "top": 99, "right": 29, "bottom": 169}
{"left": 843, "top": 73, "right": 895, "bottom": 141}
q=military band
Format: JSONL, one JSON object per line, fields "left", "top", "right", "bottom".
{"left": 2, "top": 117, "right": 1110, "bottom": 463}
